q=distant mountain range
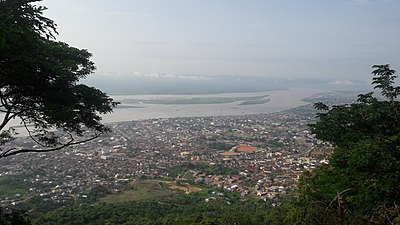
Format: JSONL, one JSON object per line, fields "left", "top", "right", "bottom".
{"left": 83, "top": 74, "right": 371, "bottom": 95}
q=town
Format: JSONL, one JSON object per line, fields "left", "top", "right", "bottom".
{"left": 0, "top": 95, "right": 344, "bottom": 210}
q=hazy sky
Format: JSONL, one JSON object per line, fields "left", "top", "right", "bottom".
{"left": 41, "top": 0, "right": 400, "bottom": 81}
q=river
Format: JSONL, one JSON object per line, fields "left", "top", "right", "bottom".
{"left": 2, "top": 88, "right": 321, "bottom": 132}
{"left": 101, "top": 88, "right": 320, "bottom": 123}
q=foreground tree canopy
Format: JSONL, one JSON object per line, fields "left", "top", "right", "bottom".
{"left": 0, "top": 0, "right": 117, "bottom": 158}
{"left": 288, "top": 64, "right": 400, "bottom": 225}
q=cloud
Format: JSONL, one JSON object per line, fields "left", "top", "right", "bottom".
{"left": 97, "top": 71, "right": 210, "bottom": 81}
{"left": 139, "top": 73, "right": 209, "bottom": 80}
{"left": 143, "top": 54, "right": 284, "bottom": 63}
{"left": 328, "top": 80, "right": 355, "bottom": 85}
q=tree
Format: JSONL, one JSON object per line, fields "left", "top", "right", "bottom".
{"left": 290, "top": 64, "right": 400, "bottom": 224}
{"left": 0, "top": 0, "right": 118, "bottom": 158}
{"left": 0, "top": 207, "right": 31, "bottom": 225}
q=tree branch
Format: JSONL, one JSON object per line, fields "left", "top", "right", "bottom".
{"left": 21, "top": 117, "right": 49, "bottom": 148}
{"left": 0, "top": 134, "right": 100, "bottom": 158}
{"left": 0, "top": 107, "right": 14, "bottom": 132}
{"left": 323, "top": 188, "right": 351, "bottom": 223}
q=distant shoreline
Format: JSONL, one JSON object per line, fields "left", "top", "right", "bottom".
{"left": 101, "top": 88, "right": 319, "bottom": 124}
{"left": 104, "top": 88, "right": 286, "bottom": 96}
{"left": 120, "top": 95, "right": 270, "bottom": 105}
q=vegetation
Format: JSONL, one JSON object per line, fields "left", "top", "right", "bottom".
{"left": 100, "top": 180, "right": 176, "bottom": 203}
{"left": 0, "top": 0, "right": 117, "bottom": 158}
{"left": 33, "top": 188, "right": 273, "bottom": 225}
{"left": 167, "top": 162, "right": 238, "bottom": 178}
{"left": 239, "top": 98, "right": 270, "bottom": 105}
{"left": 208, "top": 142, "right": 235, "bottom": 151}
{"left": 0, "top": 176, "right": 28, "bottom": 199}
{"left": 282, "top": 64, "right": 400, "bottom": 224}
{"left": 0, "top": 208, "right": 30, "bottom": 225}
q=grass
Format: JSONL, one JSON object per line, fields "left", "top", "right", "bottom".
{"left": 100, "top": 180, "right": 175, "bottom": 203}
{"left": 183, "top": 171, "right": 194, "bottom": 180}
{"left": 100, "top": 179, "right": 207, "bottom": 203}
{"left": 0, "top": 176, "right": 28, "bottom": 198}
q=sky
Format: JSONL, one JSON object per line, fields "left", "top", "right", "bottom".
{"left": 41, "top": 0, "right": 400, "bottom": 82}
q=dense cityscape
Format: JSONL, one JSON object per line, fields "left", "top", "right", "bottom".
{"left": 0, "top": 94, "right": 340, "bottom": 211}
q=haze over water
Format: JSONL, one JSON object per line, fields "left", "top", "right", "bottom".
{"left": 101, "top": 88, "right": 320, "bottom": 123}
{"left": 2, "top": 88, "right": 320, "bottom": 134}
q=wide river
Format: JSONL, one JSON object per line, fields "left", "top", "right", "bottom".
{"left": 101, "top": 88, "right": 320, "bottom": 123}
{"left": 2, "top": 88, "right": 321, "bottom": 132}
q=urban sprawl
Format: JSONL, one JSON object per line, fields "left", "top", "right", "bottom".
{"left": 1, "top": 100, "right": 339, "bottom": 209}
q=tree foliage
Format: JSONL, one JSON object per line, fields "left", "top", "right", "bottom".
{"left": 0, "top": 0, "right": 117, "bottom": 158}
{"left": 33, "top": 191, "right": 272, "bottom": 225}
{"left": 0, "top": 207, "right": 31, "bottom": 225}
{"left": 289, "top": 64, "right": 400, "bottom": 224}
